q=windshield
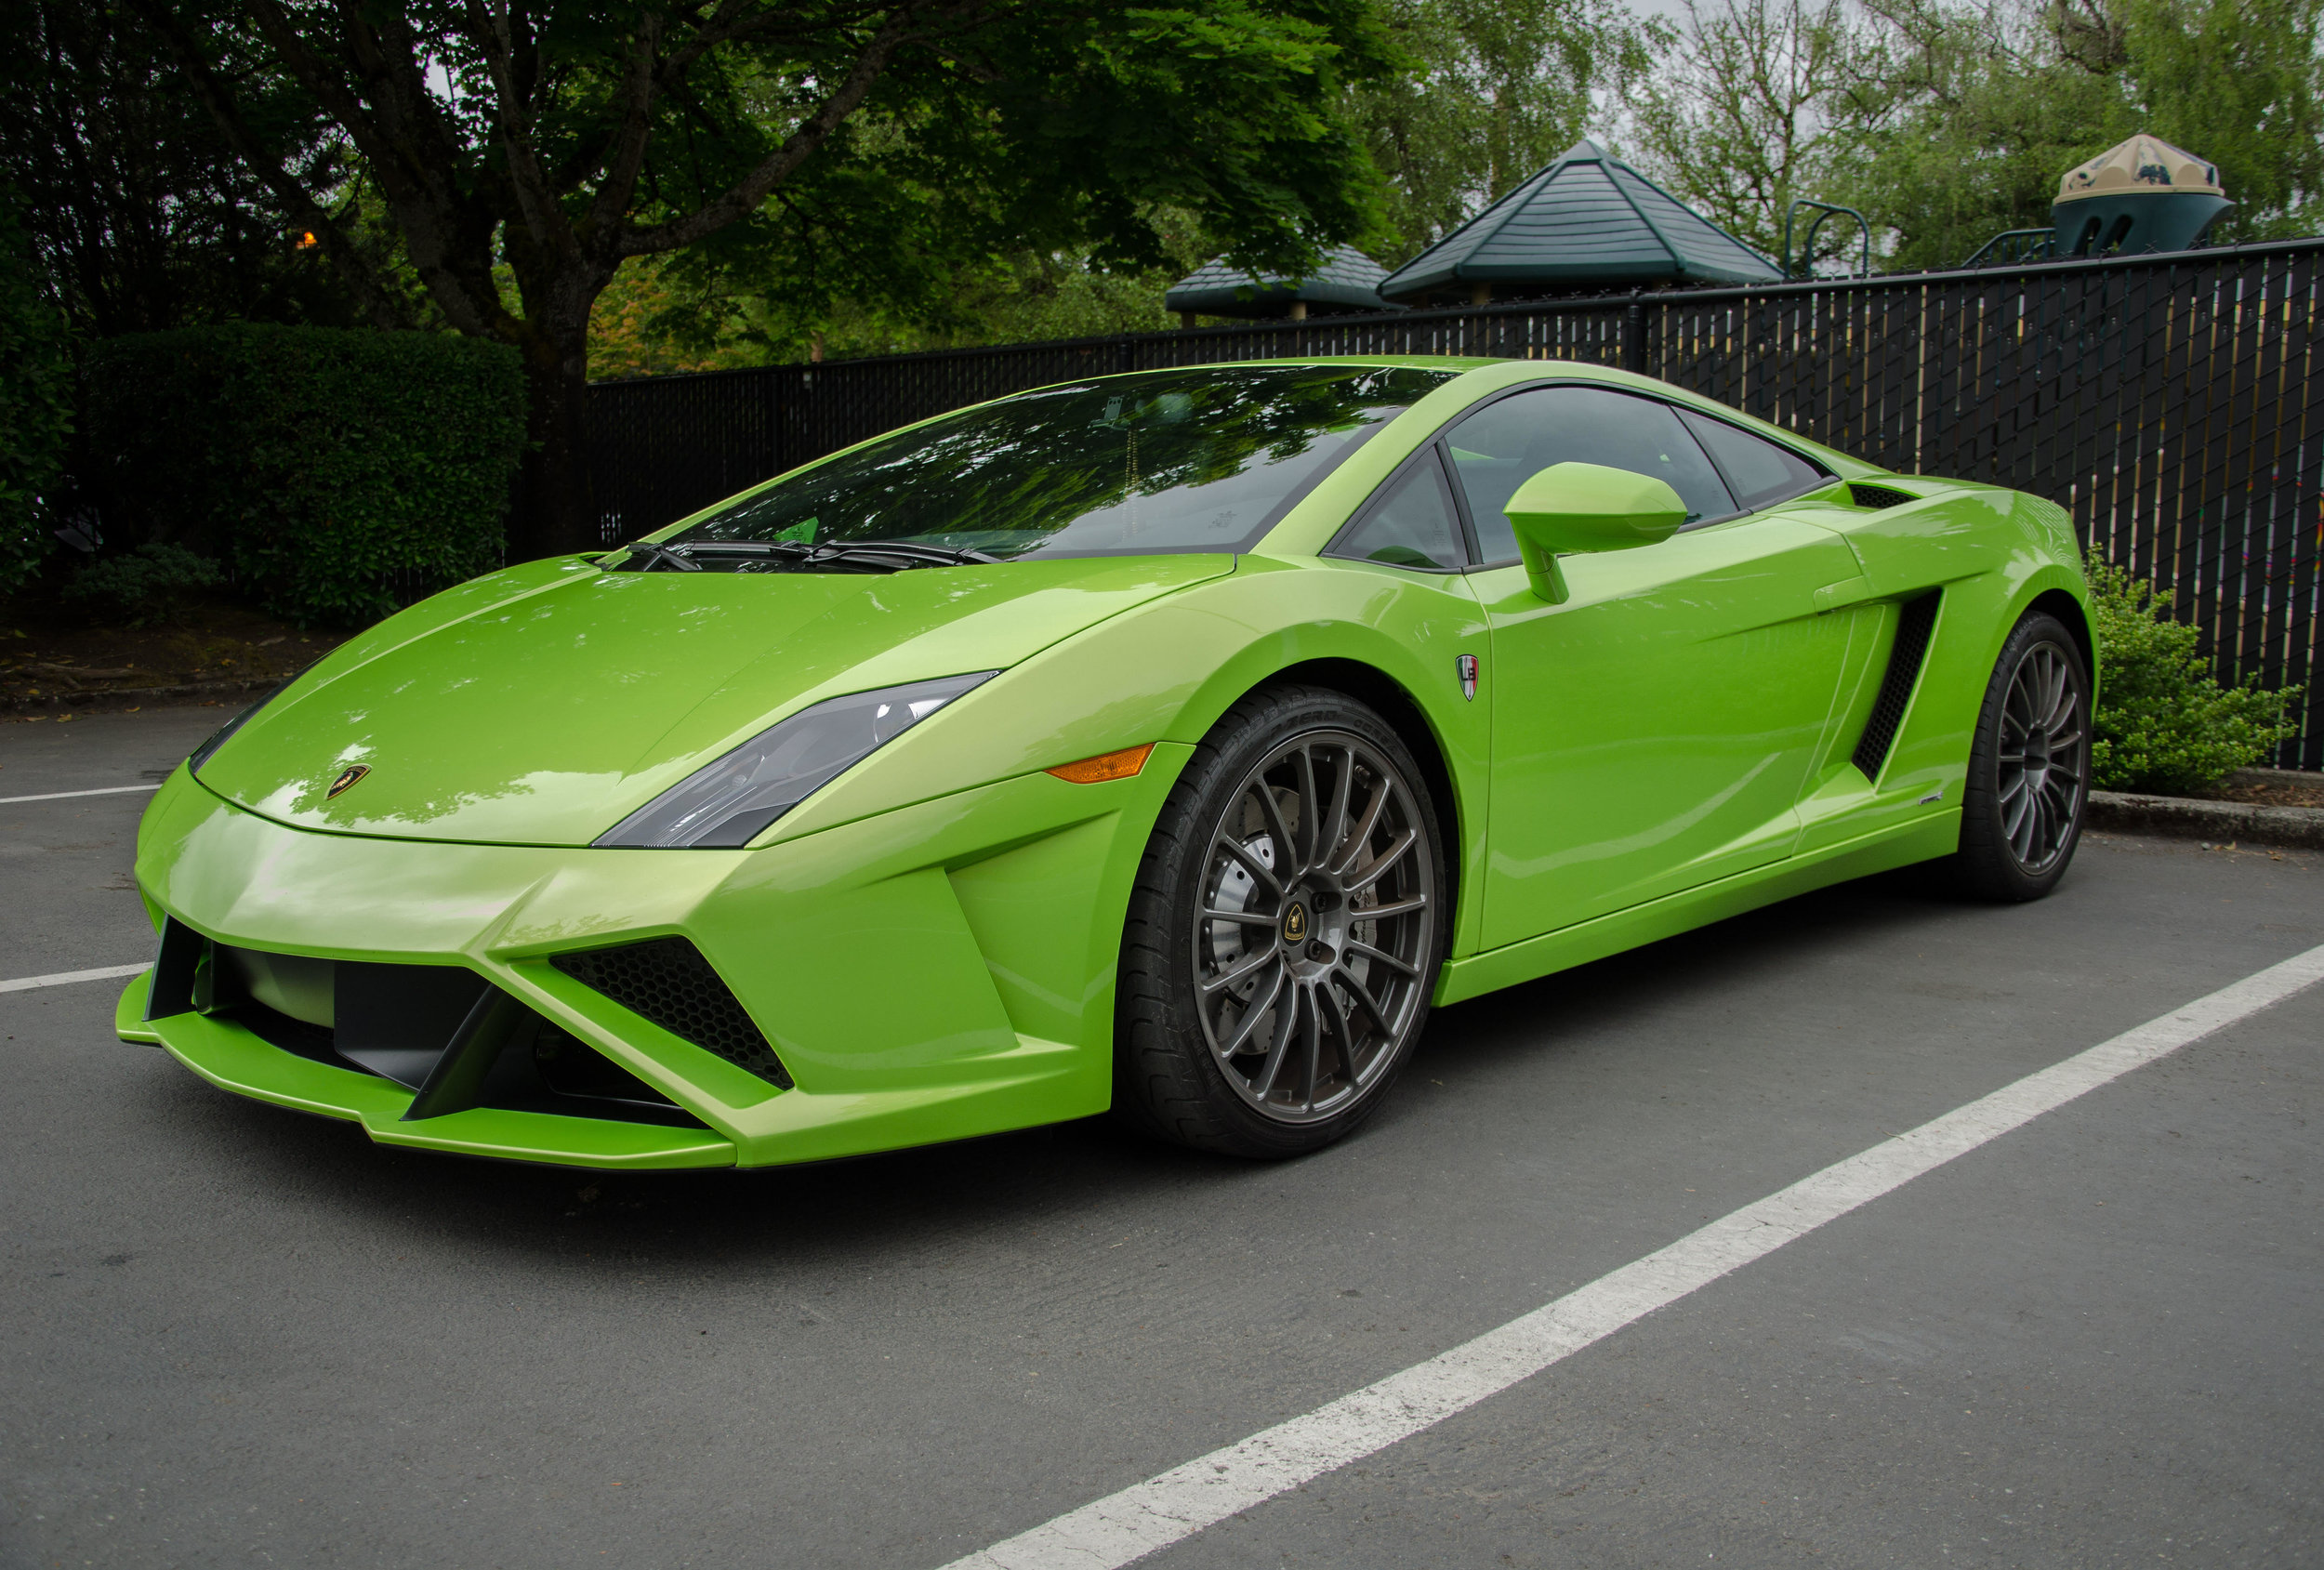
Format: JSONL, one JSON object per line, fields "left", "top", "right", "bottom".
{"left": 666, "top": 363, "right": 1455, "bottom": 565}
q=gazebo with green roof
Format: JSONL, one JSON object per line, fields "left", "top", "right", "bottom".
{"left": 1164, "top": 244, "right": 1394, "bottom": 325}
{"left": 1379, "top": 140, "right": 1781, "bottom": 306}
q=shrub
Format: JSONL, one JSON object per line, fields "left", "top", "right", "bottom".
{"left": 61, "top": 542, "right": 226, "bottom": 627}
{"left": 85, "top": 323, "right": 525, "bottom": 625}
{"left": 2085, "top": 554, "right": 2303, "bottom": 794}
{"left": 0, "top": 204, "right": 73, "bottom": 597}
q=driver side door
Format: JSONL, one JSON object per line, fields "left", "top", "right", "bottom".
{"left": 1457, "top": 386, "right": 1862, "bottom": 949}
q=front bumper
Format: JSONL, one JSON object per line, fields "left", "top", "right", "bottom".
{"left": 125, "top": 752, "right": 1188, "bottom": 1168}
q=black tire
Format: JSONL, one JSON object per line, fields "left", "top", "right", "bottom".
{"left": 1945, "top": 610, "right": 2092, "bottom": 901}
{"left": 1115, "top": 685, "right": 1447, "bottom": 1158}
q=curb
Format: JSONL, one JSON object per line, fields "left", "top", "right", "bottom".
{"left": 2, "top": 677, "right": 279, "bottom": 717}
{"left": 2089, "top": 790, "right": 2324, "bottom": 851}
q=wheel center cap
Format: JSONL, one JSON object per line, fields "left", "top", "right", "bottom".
{"left": 1281, "top": 900, "right": 1311, "bottom": 945}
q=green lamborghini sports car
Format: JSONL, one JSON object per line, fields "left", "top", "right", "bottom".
{"left": 122, "top": 356, "right": 2093, "bottom": 1168}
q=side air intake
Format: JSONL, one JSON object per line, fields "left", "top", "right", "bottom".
{"left": 1848, "top": 482, "right": 1919, "bottom": 510}
{"left": 551, "top": 937, "right": 793, "bottom": 1088}
{"left": 1851, "top": 593, "right": 1942, "bottom": 782}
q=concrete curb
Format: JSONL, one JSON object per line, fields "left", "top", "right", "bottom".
{"left": 2089, "top": 790, "right": 2324, "bottom": 851}
{"left": 2, "top": 676, "right": 279, "bottom": 717}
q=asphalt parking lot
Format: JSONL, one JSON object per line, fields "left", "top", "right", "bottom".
{"left": 5, "top": 706, "right": 2320, "bottom": 1570}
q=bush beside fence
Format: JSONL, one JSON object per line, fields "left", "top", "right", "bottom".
{"left": 87, "top": 323, "right": 526, "bottom": 626}
{"left": 587, "top": 240, "right": 2323, "bottom": 769}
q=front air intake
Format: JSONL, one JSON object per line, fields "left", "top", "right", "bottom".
{"left": 551, "top": 938, "right": 793, "bottom": 1088}
{"left": 1851, "top": 593, "right": 1942, "bottom": 782}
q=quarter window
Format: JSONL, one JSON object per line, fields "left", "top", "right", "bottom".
{"left": 1329, "top": 452, "right": 1466, "bottom": 570}
{"left": 1446, "top": 387, "right": 1736, "bottom": 561}
{"left": 1677, "top": 410, "right": 1829, "bottom": 509}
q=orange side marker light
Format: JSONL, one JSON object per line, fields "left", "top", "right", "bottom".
{"left": 1046, "top": 743, "right": 1155, "bottom": 784}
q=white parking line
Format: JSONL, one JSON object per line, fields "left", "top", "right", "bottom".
{"left": 0, "top": 784, "right": 164, "bottom": 805}
{"left": 0, "top": 963, "right": 152, "bottom": 995}
{"left": 944, "top": 942, "right": 2324, "bottom": 1570}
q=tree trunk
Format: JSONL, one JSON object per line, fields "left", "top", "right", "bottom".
{"left": 505, "top": 313, "right": 602, "bottom": 562}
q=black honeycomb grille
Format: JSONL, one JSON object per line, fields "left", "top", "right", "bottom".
{"left": 551, "top": 938, "right": 792, "bottom": 1088}
{"left": 1848, "top": 482, "right": 1918, "bottom": 510}
{"left": 1851, "top": 593, "right": 1942, "bottom": 783}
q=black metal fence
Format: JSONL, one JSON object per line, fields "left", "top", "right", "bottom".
{"left": 587, "top": 238, "right": 2324, "bottom": 769}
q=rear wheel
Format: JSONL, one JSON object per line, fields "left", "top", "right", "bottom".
{"left": 1946, "top": 611, "right": 2091, "bottom": 901}
{"left": 1116, "top": 686, "right": 1446, "bottom": 1157}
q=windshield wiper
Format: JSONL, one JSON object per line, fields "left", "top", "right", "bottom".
{"left": 614, "top": 539, "right": 702, "bottom": 573}
{"left": 673, "top": 539, "right": 1002, "bottom": 572}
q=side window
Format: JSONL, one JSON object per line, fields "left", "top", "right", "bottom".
{"left": 1678, "top": 409, "right": 1829, "bottom": 510}
{"left": 1447, "top": 387, "right": 1736, "bottom": 561}
{"left": 1328, "top": 451, "right": 1466, "bottom": 570}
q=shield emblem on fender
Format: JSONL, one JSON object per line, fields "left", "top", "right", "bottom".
{"left": 326, "top": 764, "right": 371, "bottom": 799}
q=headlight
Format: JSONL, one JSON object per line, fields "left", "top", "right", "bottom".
{"left": 188, "top": 682, "right": 292, "bottom": 777}
{"left": 594, "top": 672, "right": 997, "bottom": 849}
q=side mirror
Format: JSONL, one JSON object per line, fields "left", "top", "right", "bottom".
{"left": 1503, "top": 462, "right": 1687, "bottom": 604}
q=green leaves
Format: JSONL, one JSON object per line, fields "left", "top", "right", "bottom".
{"left": 84, "top": 324, "right": 526, "bottom": 626}
{"left": 2085, "top": 554, "right": 2303, "bottom": 794}
{"left": 0, "top": 203, "right": 73, "bottom": 598}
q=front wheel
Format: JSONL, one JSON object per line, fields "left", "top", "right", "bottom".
{"left": 1945, "top": 610, "right": 2092, "bottom": 901}
{"left": 1115, "top": 686, "right": 1446, "bottom": 1158}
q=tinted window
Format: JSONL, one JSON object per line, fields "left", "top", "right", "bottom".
{"left": 1678, "top": 409, "right": 1829, "bottom": 509}
{"left": 673, "top": 364, "right": 1455, "bottom": 563}
{"left": 1329, "top": 454, "right": 1465, "bottom": 570}
{"left": 1446, "top": 387, "right": 1736, "bottom": 561}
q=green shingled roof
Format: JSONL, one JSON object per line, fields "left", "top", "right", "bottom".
{"left": 1164, "top": 244, "right": 1394, "bottom": 318}
{"left": 1379, "top": 140, "right": 1781, "bottom": 300}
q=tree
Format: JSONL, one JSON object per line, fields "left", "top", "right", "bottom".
{"left": 1630, "top": 0, "right": 1879, "bottom": 268}
{"left": 143, "top": 0, "right": 1394, "bottom": 559}
{"left": 1354, "top": 0, "right": 1657, "bottom": 260}
{"left": 0, "top": 0, "right": 412, "bottom": 336}
{"left": 0, "top": 202, "right": 73, "bottom": 594}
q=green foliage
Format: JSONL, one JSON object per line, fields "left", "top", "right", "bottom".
{"left": 84, "top": 324, "right": 525, "bottom": 626}
{"left": 60, "top": 542, "right": 225, "bottom": 627}
{"left": 1634, "top": 0, "right": 2324, "bottom": 274}
{"left": 2085, "top": 555, "right": 2303, "bottom": 793}
{"left": 1354, "top": 0, "right": 1657, "bottom": 261}
{"left": 0, "top": 202, "right": 73, "bottom": 597}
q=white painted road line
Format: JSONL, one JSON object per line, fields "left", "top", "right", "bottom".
{"left": 0, "top": 784, "right": 164, "bottom": 805}
{"left": 944, "top": 942, "right": 2324, "bottom": 1570}
{"left": 0, "top": 963, "right": 152, "bottom": 995}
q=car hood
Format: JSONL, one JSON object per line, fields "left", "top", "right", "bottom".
{"left": 199, "top": 553, "right": 1233, "bottom": 846}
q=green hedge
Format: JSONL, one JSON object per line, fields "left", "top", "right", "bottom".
{"left": 85, "top": 323, "right": 526, "bottom": 625}
{"left": 0, "top": 204, "right": 73, "bottom": 597}
{"left": 2087, "top": 555, "right": 2304, "bottom": 793}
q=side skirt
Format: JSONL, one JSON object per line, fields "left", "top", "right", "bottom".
{"left": 1434, "top": 810, "right": 1961, "bottom": 1007}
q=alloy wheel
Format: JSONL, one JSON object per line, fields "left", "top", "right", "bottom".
{"left": 1190, "top": 730, "right": 1437, "bottom": 1124}
{"left": 1997, "top": 640, "right": 2087, "bottom": 873}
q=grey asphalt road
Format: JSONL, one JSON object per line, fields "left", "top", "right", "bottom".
{"left": 4, "top": 707, "right": 2318, "bottom": 1570}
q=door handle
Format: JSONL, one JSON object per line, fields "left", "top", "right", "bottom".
{"left": 1813, "top": 576, "right": 1875, "bottom": 613}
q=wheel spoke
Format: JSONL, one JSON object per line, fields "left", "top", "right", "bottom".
{"left": 1359, "top": 894, "right": 1429, "bottom": 921}
{"left": 1330, "top": 776, "right": 1391, "bottom": 877}
{"left": 1344, "top": 827, "right": 1416, "bottom": 895}
{"left": 1202, "top": 905, "right": 1275, "bottom": 926}
{"left": 1218, "top": 960, "right": 1287, "bottom": 1059}
{"left": 1345, "top": 939, "right": 1418, "bottom": 977}
{"left": 1213, "top": 833, "right": 1284, "bottom": 898}
{"left": 1333, "top": 964, "right": 1394, "bottom": 1034}
{"left": 1292, "top": 747, "right": 1323, "bottom": 870}
{"left": 1318, "top": 750, "right": 1353, "bottom": 877}
{"left": 1255, "top": 989, "right": 1311, "bottom": 1096}
{"left": 1300, "top": 986, "right": 1324, "bottom": 1113}
{"left": 1252, "top": 780, "right": 1301, "bottom": 880}
{"left": 1201, "top": 943, "right": 1279, "bottom": 996}
{"left": 1997, "top": 771, "right": 2029, "bottom": 806}
{"left": 1319, "top": 982, "right": 1359, "bottom": 1093}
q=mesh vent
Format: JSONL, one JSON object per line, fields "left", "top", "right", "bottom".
{"left": 1851, "top": 593, "right": 1942, "bottom": 782}
{"left": 1848, "top": 482, "right": 1918, "bottom": 510}
{"left": 551, "top": 938, "right": 792, "bottom": 1088}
